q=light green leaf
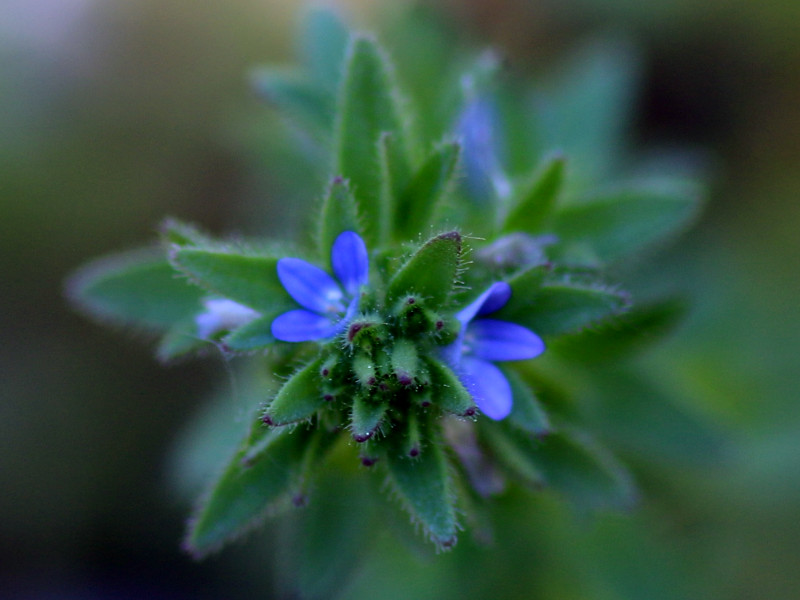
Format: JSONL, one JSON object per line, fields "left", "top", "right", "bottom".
{"left": 223, "top": 314, "right": 283, "bottom": 351}
{"left": 502, "top": 153, "right": 566, "bottom": 234}
{"left": 426, "top": 356, "right": 475, "bottom": 417}
{"left": 478, "top": 421, "right": 546, "bottom": 488}
{"left": 387, "top": 231, "right": 462, "bottom": 309}
{"left": 385, "top": 430, "right": 458, "bottom": 549}
{"left": 169, "top": 248, "right": 292, "bottom": 314}
{"left": 395, "top": 141, "right": 461, "bottom": 238}
{"left": 250, "top": 67, "right": 334, "bottom": 137}
{"left": 157, "top": 319, "right": 205, "bottom": 362}
{"left": 334, "top": 35, "right": 412, "bottom": 244}
{"left": 67, "top": 248, "right": 204, "bottom": 330}
{"left": 553, "top": 180, "right": 702, "bottom": 263}
{"left": 300, "top": 6, "right": 350, "bottom": 93}
{"left": 263, "top": 358, "right": 326, "bottom": 426}
{"left": 350, "top": 394, "right": 388, "bottom": 442}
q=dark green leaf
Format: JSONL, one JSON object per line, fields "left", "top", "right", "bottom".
{"left": 550, "top": 299, "right": 687, "bottom": 363}
{"left": 67, "top": 248, "right": 204, "bottom": 330}
{"left": 497, "top": 274, "right": 629, "bottom": 336}
{"left": 264, "top": 358, "right": 326, "bottom": 426}
{"left": 478, "top": 421, "right": 546, "bottom": 488}
{"left": 502, "top": 367, "right": 551, "bottom": 436}
{"left": 530, "top": 430, "right": 637, "bottom": 511}
{"left": 395, "top": 141, "right": 461, "bottom": 238}
{"left": 334, "top": 35, "right": 412, "bottom": 244}
{"left": 553, "top": 181, "right": 702, "bottom": 263}
{"left": 385, "top": 431, "right": 458, "bottom": 549}
{"left": 185, "top": 425, "right": 315, "bottom": 558}
{"left": 387, "top": 231, "right": 462, "bottom": 308}
{"left": 317, "top": 177, "right": 363, "bottom": 268}
{"left": 502, "top": 153, "right": 566, "bottom": 234}
{"left": 426, "top": 356, "right": 475, "bottom": 417}
{"left": 169, "top": 248, "right": 292, "bottom": 314}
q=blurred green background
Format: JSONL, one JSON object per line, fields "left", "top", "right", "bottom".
{"left": 1, "top": 0, "right": 798, "bottom": 598}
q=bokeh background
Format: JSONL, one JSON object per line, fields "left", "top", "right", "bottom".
{"left": 2, "top": 0, "right": 798, "bottom": 598}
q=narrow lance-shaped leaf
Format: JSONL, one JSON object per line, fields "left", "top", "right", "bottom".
{"left": 426, "top": 356, "right": 476, "bottom": 417}
{"left": 477, "top": 420, "right": 546, "bottom": 488}
{"left": 387, "top": 231, "right": 461, "bottom": 308}
{"left": 395, "top": 141, "right": 461, "bottom": 238}
{"left": 385, "top": 430, "right": 458, "bottom": 549}
{"left": 67, "top": 248, "right": 204, "bottom": 330}
{"left": 553, "top": 180, "right": 702, "bottom": 263}
{"left": 502, "top": 153, "right": 565, "bottom": 234}
{"left": 317, "top": 177, "right": 363, "bottom": 269}
{"left": 300, "top": 7, "right": 349, "bottom": 93}
{"left": 263, "top": 358, "right": 327, "bottom": 426}
{"left": 334, "top": 35, "right": 411, "bottom": 244}
{"left": 184, "top": 425, "right": 314, "bottom": 559}
{"left": 223, "top": 314, "right": 284, "bottom": 351}
{"left": 350, "top": 394, "right": 389, "bottom": 442}
{"left": 496, "top": 276, "right": 629, "bottom": 337}
{"left": 170, "top": 248, "right": 293, "bottom": 315}
{"left": 250, "top": 67, "right": 334, "bottom": 137}
{"left": 502, "top": 366, "right": 551, "bottom": 436}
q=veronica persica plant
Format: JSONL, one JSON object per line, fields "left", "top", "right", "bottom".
{"left": 67, "top": 9, "right": 707, "bottom": 557}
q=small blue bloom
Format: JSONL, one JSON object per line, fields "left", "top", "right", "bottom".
{"left": 196, "top": 298, "right": 260, "bottom": 339}
{"left": 444, "top": 282, "right": 545, "bottom": 420}
{"left": 271, "top": 231, "right": 368, "bottom": 342}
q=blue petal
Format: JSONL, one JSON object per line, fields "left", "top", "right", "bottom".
{"left": 467, "top": 319, "right": 545, "bottom": 361}
{"left": 271, "top": 309, "right": 341, "bottom": 342}
{"left": 277, "top": 257, "right": 345, "bottom": 314}
{"left": 331, "top": 231, "right": 369, "bottom": 296}
{"left": 460, "top": 356, "right": 513, "bottom": 420}
{"left": 456, "top": 281, "right": 511, "bottom": 325}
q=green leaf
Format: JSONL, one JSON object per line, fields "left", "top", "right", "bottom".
{"left": 502, "top": 367, "right": 551, "bottom": 436}
{"left": 550, "top": 299, "right": 687, "bottom": 364}
{"left": 530, "top": 430, "right": 638, "bottom": 511}
{"left": 395, "top": 141, "right": 461, "bottom": 238}
{"left": 497, "top": 277, "right": 629, "bottom": 336}
{"left": 502, "top": 153, "right": 565, "bottom": 234}
{"left": 334, "top": 35, "right": 411, "bottom": 244}
{"left": 300, "top": 7, "right": 350, "bottom": 93}
{"left": 157, "top": 319, "right": 205, "bottom": 362}
{"left": 387, "top": 231, "right": 462, "bottom": 308}
{"left": 263, "top": 358, "right": 326, "bottom": 426}
{"left": 378, "top": 133, "right": 413, "bottom": 238}
{"left": 426, "top": 356, "right": 475, "bottom": 417}
{"left": 169, "top": 247, "right": 292, "bottom": 314}
{"left": 185, "top": 425, "right": 315, "bottom": 558}
{"left": 385, "top": 430, "right": 458, "bottom": 549}
{"left": 223, "top": 314, "right": 282, "bottom": 351}
{"left": 250, "top": 67, "right": 334, "bottom": 137}
{"left": 317, "top": 176, "right": 363, "bottom": 268}
{"left": 350, "top": 394, "right": 388, "bottom": 442}
{"left": 67, "top": 248, "right": 204, "bottom": 330}
{"left": 553, "top": 180, "right": 702, "bottom": 263}
{"left": 478, "top": 421, "right": 546, "bottom": 488}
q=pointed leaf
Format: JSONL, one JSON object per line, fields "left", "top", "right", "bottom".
{"left": 350, "top": 394, "right": 388, "bottom": 442}
{"left": 317, "top": 177, "right": 363, "bottom": 268}
{"left": 395, "top": 141, "right": 461, "bottom": 237}
{"left": 550, "top": 299, "right": 687, "bottom": 363}
{"left": 496, "top": 278, "right": 629, "bottom": 336}
{"left": 300, "top": 7, "right": 350, "bottom": 93}
{"left": 502, "top": 154, "right": 566, "bottom": 233}
{"left": 223, "top": 314, "right": 283, "bottom": 351}
{"left": 478, "top": 421, "right": 546, "bottom": 488}
{"left": 263, "top": 358, "right": 326, "bottom": 426}
{"left": 250, "top": 67, "right": 334, "bottom": 137}
{"left": 185, "top": 425, "right": 314, "bottom": 558}
{"left": 378, "top": 132, "right": 413, "bottom": 238}
{"left": 553, "top": 180, "right": 702, "bottom": 263}
{"left": 385, "top": 432, "right": 458, "bottom": 549}
{"left": 67, "top": 248, "right": 204, "bottom": 330}
{"left": 170, "top": 248, "right": 293, "bottom": 314}
{"left": 529, "top": 430, "right": 638, "bottom": 511}
{"left": 502, "top": 367, "right": 551, "bottom": 436}
{"left": 387, "top": 231, "right": 461, "bottom": 308}
{"left": 157, "top": 319, "right": 205, "bottom": 361}
{"left": 426, "top": 356, "right": 476, "bottom": 417}
{"left": 334, "top": 35, "right": 411, "bottom": 244}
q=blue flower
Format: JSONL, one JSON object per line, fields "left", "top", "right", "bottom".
{"left": 271, "top": 231, "right": 368, "bottom": 342}
{"left": 444, "top": 282, "right": 545, "bottom": 420}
